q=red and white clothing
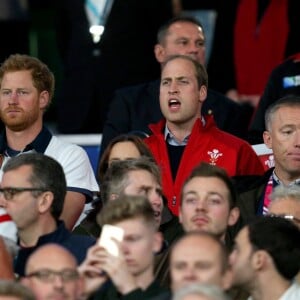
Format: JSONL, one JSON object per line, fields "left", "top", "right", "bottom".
{"left": 145, "top": 116, "right": 265, "bottom": 216}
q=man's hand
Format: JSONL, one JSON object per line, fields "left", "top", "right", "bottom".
{"left": 78, "top": 244, "right": 108, "bottom": 297}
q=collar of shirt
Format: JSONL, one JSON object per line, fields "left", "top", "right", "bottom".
{"left": 1, "top": 126, "right": 52, "bottom": 157}
{"left": 273, "top": 170, "right": 300, "bottom": 187}
{"left": 164, "top": 126, "right": 189, "bottom": 146}
{"left": 164, "top": 117, "right": 205, "bottom": 146}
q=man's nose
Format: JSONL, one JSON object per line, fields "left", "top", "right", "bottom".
{"left": 195, "top": 198, "right": 208, "bottom": 211}
{"left": 149, "top": 192, "right": 162, "bottom": 208}
{"left": 53, "top": 274, "right": 64, "bottom": 288}
{"left": 184, "top": 266, "right": 197, "bottom": 280}
{"left": 8, "top": 91, "right": 19, "bottom": 103}
{"left": 168, "top": 82, "right": 179, "bottom": 95}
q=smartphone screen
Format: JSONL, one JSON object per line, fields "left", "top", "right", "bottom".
{"left": 98, "top": 224, "right": 124, "bottom": 256}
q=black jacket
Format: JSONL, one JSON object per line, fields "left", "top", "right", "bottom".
{"left": 233, "top": 168, "right": 273, "bottom": 226}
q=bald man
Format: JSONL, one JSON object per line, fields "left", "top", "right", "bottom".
{"left": 170, "top": 232, "right": 231, "bottom": 293}
{"left": 22, "top": 244, "right": 84, "bottom": 300}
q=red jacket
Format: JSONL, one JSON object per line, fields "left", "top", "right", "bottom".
{"left": 145, "top": 116, "right": 264, "bottom": 216}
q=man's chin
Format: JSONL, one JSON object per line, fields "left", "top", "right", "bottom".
{"left": 190, "top": 222, "right": 210, "bottom": 233}
{"left": 5, "top": 122, "right": 28, "bottom": 132}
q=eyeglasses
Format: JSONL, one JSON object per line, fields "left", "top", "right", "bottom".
{"left": 26, "top": 269, "right": 79, "bottom": 283}
{"left": 0, "top": 187, "right": 47, "bottom": 200}
{"left": 267, "top": 213, "right": 300, "bottom": 224}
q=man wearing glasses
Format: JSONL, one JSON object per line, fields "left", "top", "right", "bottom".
{"left": 0, "top": 153, "right": 95, "bottom": 277}
{"left": 22, "top": 243, "right": 84, "bottom": 300}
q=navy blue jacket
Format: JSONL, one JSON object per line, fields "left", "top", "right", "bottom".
{"left": 15, "top": 221, "right": 95, "bottom": 276}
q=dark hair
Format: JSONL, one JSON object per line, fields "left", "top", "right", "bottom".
{"left": 181, "top": 162, "right": 237, "bottom": 208}
{"left": 97, "top": 134, "right": 154, "bottom": 183}
{"left": 0, "top": 54, "right": 55, "bottom": 109}
{"left": 161, "top": 54, "right": 208, "bottom": 89}
{"left": 100, "top": 156, "right": 161, "bottom": 203}
{"left": 157, "top": 16, "right": 204, "bottom": 44}
{"left": 3, "top": 153, "right": 66, "bottom": 220}
{"left": 248, "top": 216, "right": 300, "bottom": 280}
{"left": 265, "top": 95, "right": 300, "bottom": 131}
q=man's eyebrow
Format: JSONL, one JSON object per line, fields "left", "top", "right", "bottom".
{"left": 176, "top": 76, "right": 189, "bottom": 80}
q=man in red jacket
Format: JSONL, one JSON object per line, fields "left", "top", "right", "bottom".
{"left": 144, "top": 55, "right": 264, "bottom": 216}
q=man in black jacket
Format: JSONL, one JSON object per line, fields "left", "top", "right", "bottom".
{"left": 235, "top": 96, "right": 300, "bottom": 225}
{"left": 55, "top": 0, "right": 173, "bottom": 133}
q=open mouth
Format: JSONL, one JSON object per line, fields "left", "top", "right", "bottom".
{"left": 168, "top": 99, "right": 181, "bottom": 109}
{"left": 154, "top": 211, "right": 161, "bottom": 217}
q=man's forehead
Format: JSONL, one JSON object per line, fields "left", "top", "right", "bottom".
{"left": 183, "top": 176, "right": 230, "bottom": 196}
{"left": 169, "top": 21, "right": 204, "bottom": 34}
{"left": 173, "top": 235, "right": 220, "bottom": 256}
{"left": 27, "top": 246, "right": 77, "bottom": 271}
{"left": 127, "top": 169, "right": 158, "bottom": 185}
{"left": 2, "top": 166, "right": 31, "bottom": 184}
{"left": 271, "top": 106, "right": 300, "bottom": 124}
{"left": 162, "top": 62, "right": 196, "bottom": 80}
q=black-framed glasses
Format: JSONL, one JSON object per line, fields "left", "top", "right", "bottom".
{"left": 26, "top": 269, "right": 79, "bottom": 283}
{"left": 267, "top": 213, "right": 300, "bottom": 224}
{"left": 0, "top": 187, "right": 47, "bottom": 200}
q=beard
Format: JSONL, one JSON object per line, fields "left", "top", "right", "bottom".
{"left": 0, "top": 107, "right": 40, "bottom": 132}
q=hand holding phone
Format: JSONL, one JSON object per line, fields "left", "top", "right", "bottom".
{"left": 98, "top": 224, "right": 124, "bottom": 257}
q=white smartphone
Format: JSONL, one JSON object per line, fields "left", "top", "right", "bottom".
{"left": 98, "top": 224, "right": 124, "bottom": 257}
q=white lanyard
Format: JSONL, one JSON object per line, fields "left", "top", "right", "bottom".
{"left": 85, "top": 0, "right": 114, "bottom": 43}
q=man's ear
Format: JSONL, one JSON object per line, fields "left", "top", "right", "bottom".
{"left": 39, "top": 90, "right": 50, "bottom": 110}
{"left": 154, "top": 44, "right": 166, "bottom": 63}
{"left": 228, "top": 207, "right": 240, "bottom": 227}
{"left": 38, "top": 191, "right": 53, "bottom": 214}
{"left": 153, "top": 231, "right": 163, "bottom": 254}
{"left": 252, "top": 250, "right": 267, "bottom": 271}
{"left": 199, "top": 85, "right": 207, "bottom": 103}
{"left": 263, "top": 131, "right": 272, "bottom": 149}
